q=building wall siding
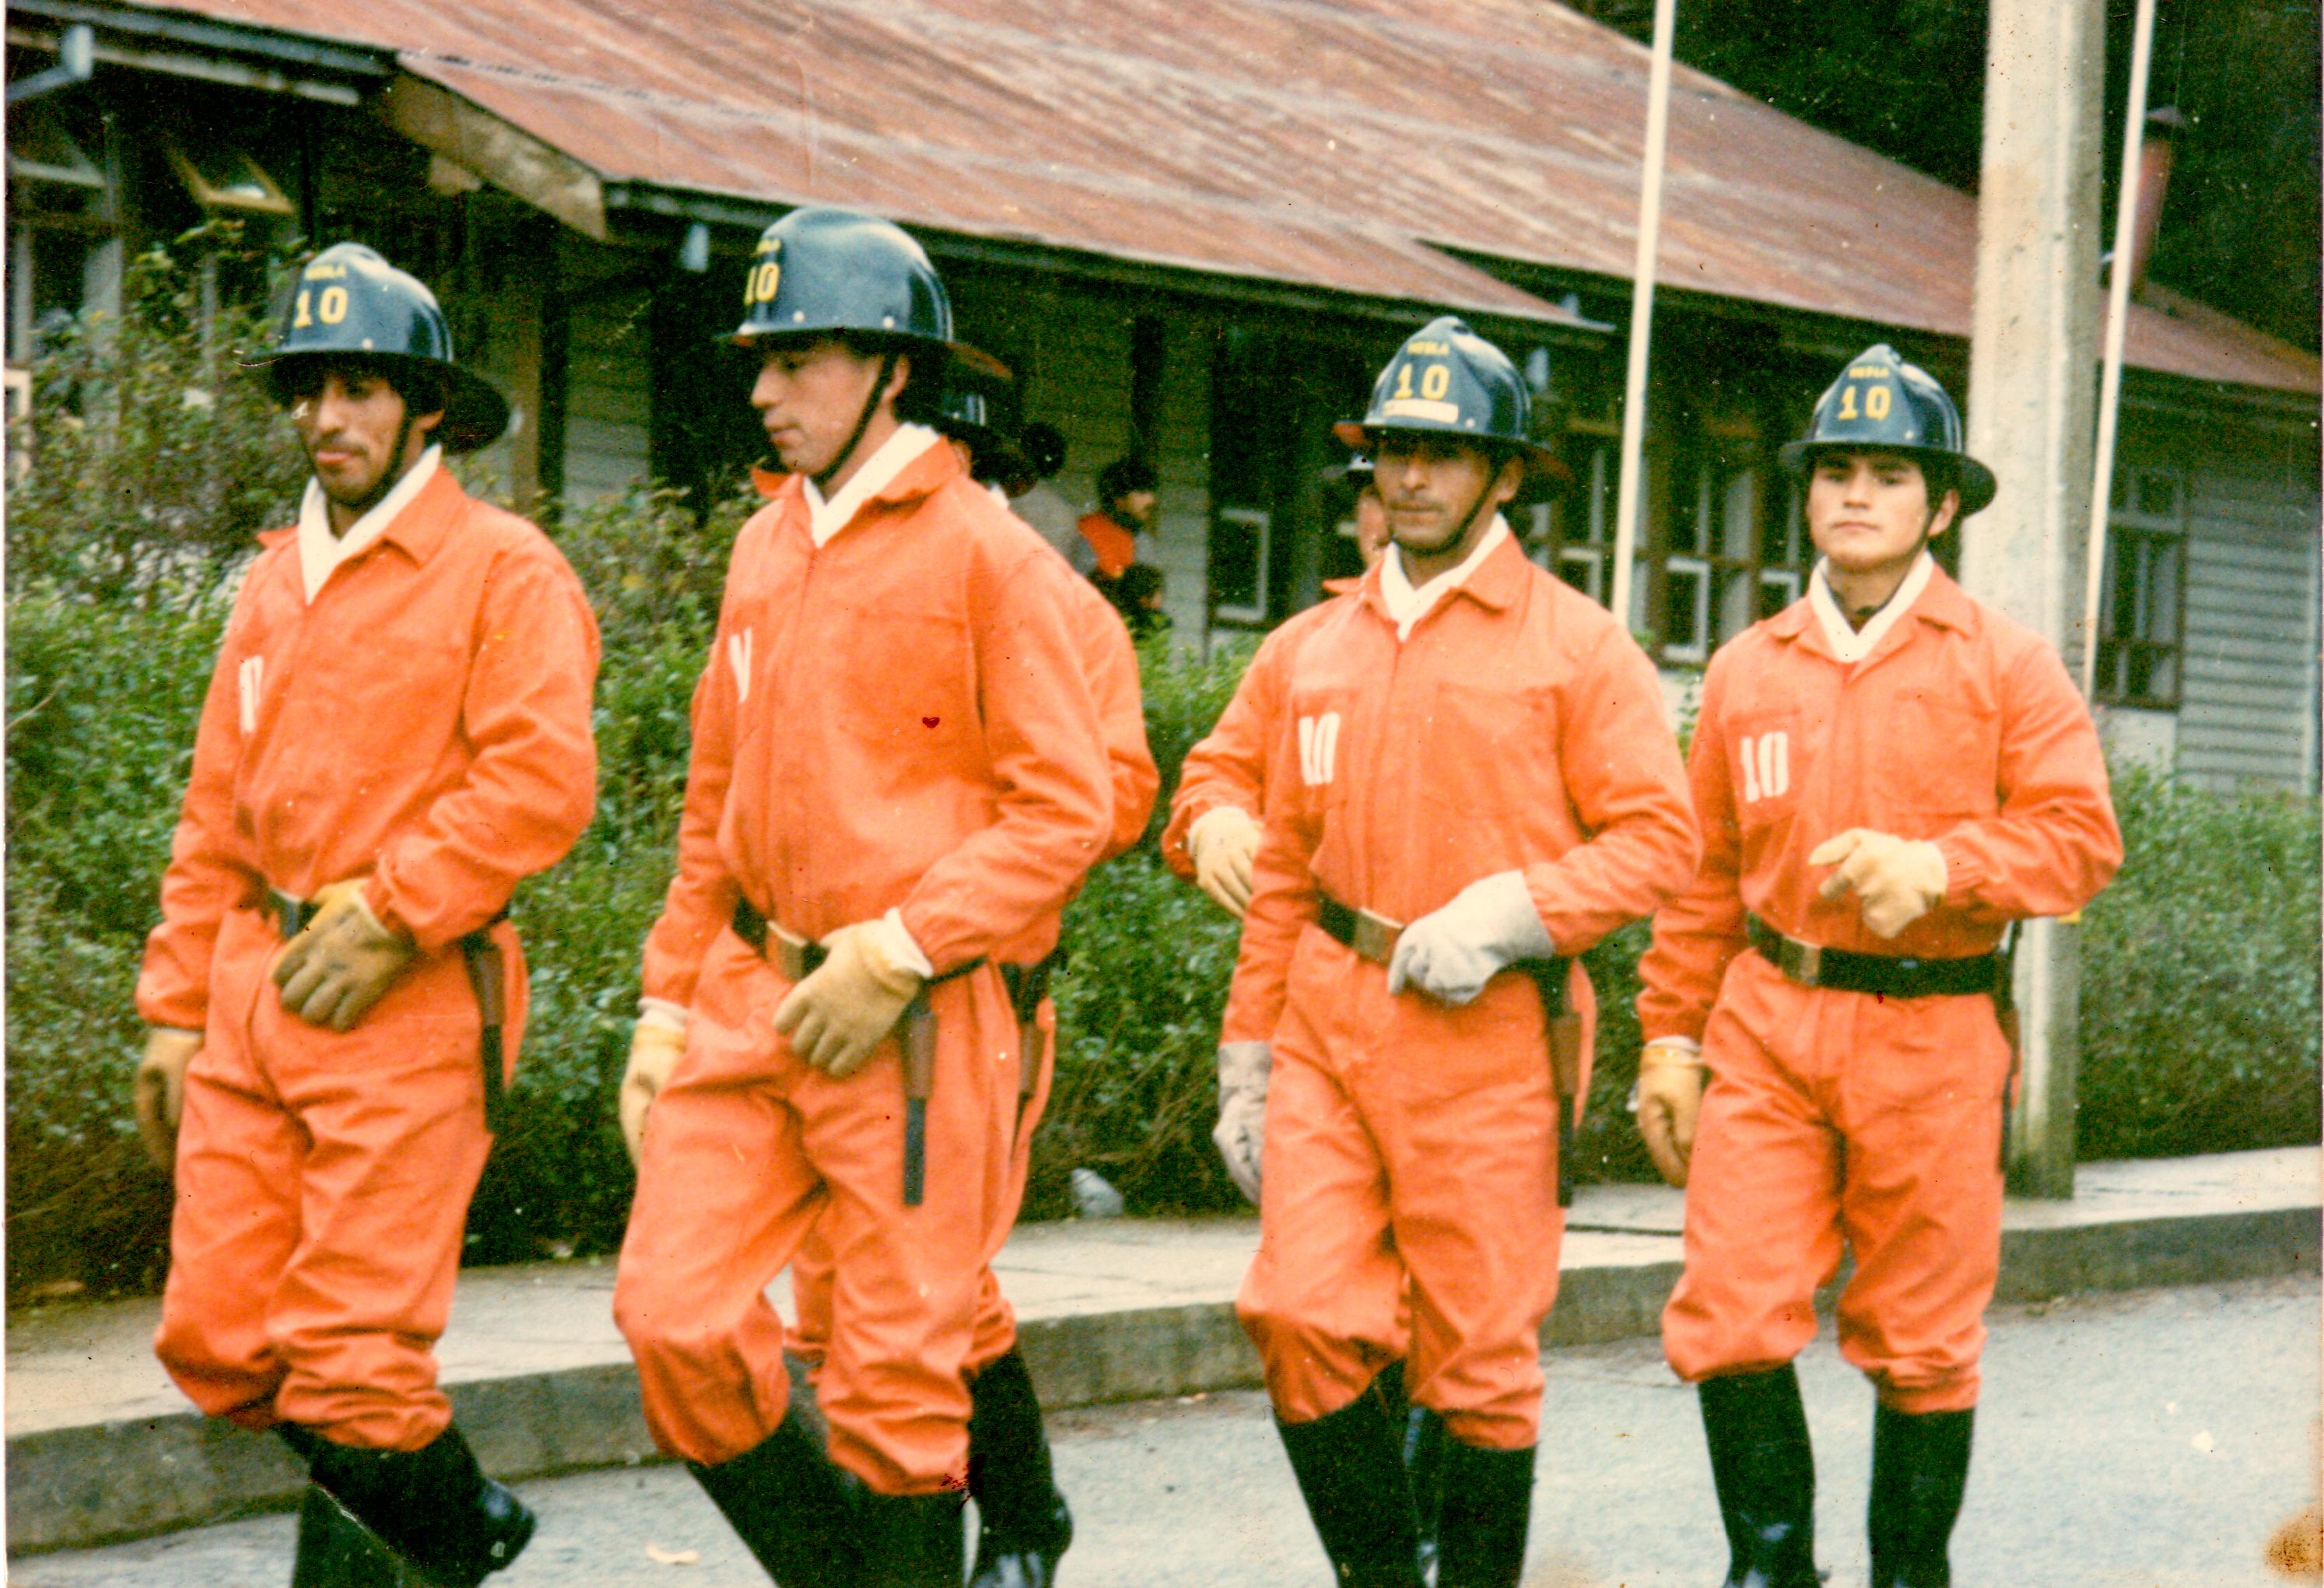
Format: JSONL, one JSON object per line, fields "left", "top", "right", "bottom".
{"left": 2171, "top": 425, "right": 2320, "bottom": 794}
{"left": 563, "top": 287, "right": 654, "bottom": 504}
{"left": 974, "top": 276, "right": 1214, "bottom": 641}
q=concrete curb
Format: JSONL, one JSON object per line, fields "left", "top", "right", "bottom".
{"left": 9, "top": 1196, "right": 2313, "bottom": 1554}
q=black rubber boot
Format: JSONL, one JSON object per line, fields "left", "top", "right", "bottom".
{"left": 1274, "top": 1383, "right": 1426, "bottom": 1588}
{"left": 689, "top": 1405, "right": 864, "bottom": 1587}
{"left": 1404, "top": 1404, "right": 1449, "bottom": 1587}
{"left": 967, "top": 1350, "right": 1074, "bottom": 1588}
{"left": 1698, "top": 1367, "right": 1821, "bottom": 1588}
{"left": 858, "top": 1488, "right": 968, "bottom": 1588}
{"left": 1432, "top": 1439, "right": 1534, "bottom": 1588}
{"left": 289, "top": 1485, "right": 407, "bottom": 1587}
{"left": 294, "top": 1423, "right": 534, "bottom": 1588}
{"left": 1867, "top": 1403, "right": 1974, "bottom": 1588}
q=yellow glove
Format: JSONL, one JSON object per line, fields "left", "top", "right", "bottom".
{"left": 1188, "top": 806, "right": 1264, "bottom": 918}
{"left": 773, "top": 921, "right": 923, "bottom": 1079}
{"left": 272, "top": 879, "right": 418, "bottom": 1032}
{"left": 621, "top": 1018, "right": 688, "bottom": 1166}
{"left": 1635, "top": 1040, "right": 1709, "bottom": 1188}
{"left": 1810, "top": 829, "right": 1949, "bottom": 938}
{"left": 134, "top": 1026, "right": 202, "bottom": 1173}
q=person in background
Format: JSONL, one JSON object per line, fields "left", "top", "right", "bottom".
{"left": 1010, "top": 422, "right": 1095, "bottom": 576}
{"left": 1111, "top": 562, "right": 1170, "bottom": 640}
{"left": 1075, "top": 455, "right": 1158, "bottom": 588}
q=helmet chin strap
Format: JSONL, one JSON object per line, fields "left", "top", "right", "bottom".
{"left": 814, "top": 351, "right": 899, "bottom": 496}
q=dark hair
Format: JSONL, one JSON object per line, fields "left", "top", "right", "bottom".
{"left": 1019, "top": 422, "right": 1067, "bottom": 479}
{"left": 274, "top": 353, "right": 447, "bottom": 419}
{"left": 1098, "top": 457, "right": 1159, "bottom": 508}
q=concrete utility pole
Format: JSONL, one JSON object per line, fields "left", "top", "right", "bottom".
{"left": 1960, "top": 0, "right": 2107, "bottom": 1198}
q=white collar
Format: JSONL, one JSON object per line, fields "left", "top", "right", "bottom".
{"left": 801, "top": 423, "right": 941, "bottom": 545}
{"left": 1809, "top": 550, "right": 1934, "bottom": 664}
{"left": 1379, "top": 515, "right": 1509, "bottom": 641}
{"left": 296, "top": 446, "right": 441, "bottom": 604}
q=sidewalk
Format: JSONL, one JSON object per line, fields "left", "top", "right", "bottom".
{"left": 8, "top": 1148, "right": 2315, "bottom": 1553}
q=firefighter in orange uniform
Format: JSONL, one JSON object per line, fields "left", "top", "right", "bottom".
{"left": 694, "top": 383, "right": 1158, "bottom": 1588}
{"left": 611, "top": 209, "right": 1114, "bottom": 1587}
{"left": 1220, "top": 317, "right": 1699, "bottom": 1586}
{"left": 1162, "top": 460, "right": 1388, "bottom": 918}
{"left": 1633, "top": 346, "right": 2122, "bottom": 1588}
{"left": 132, "top": 243, "right": 600, "bottom": 1586}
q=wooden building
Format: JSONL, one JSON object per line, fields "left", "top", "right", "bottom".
{"left": 9, "top": 0, "right": 2315, "bottom": 790}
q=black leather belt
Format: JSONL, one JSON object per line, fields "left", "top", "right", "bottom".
{"left": 267, "top": 887, "right": 512, "bottom": 1134}
{"left": 1747, "top": 914, "right": 2002, "bottom": 998}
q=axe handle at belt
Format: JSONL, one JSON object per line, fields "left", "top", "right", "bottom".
{"left": 458, "top": 931, "right": 509, "bottom": 1137}
{"left": 903, "top": 994, "right": 937, "bottom": 1206}
{"left": 1518, "top": 959, "right": 1581, "bottom": 1209}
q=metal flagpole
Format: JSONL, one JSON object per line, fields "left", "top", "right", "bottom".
{"left": 1607, "top": 0, "right": 1680, "bottom": 633}
{"left": 2082, "top": 0, "right": 2162, "bottom": 696}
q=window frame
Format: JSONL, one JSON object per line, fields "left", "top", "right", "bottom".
{"left": 2094, "top": 463, "right": 2189, "bottom": 710}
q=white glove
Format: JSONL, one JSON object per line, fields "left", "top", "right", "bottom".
{"left": 1385, "top": 871, "right": 1553, "bottom": 1007}
{"left": 1212, "top": 1041, "right": 1271, "bottom": 1205}
{"left": 1187, "top": 806, "right": 1263, "bottom": 918}
{"left": 1810, "top": 829, "right": 1949, "bottom": 938}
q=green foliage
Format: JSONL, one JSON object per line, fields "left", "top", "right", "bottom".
{"left": 2076, "top": 764, "right": 2321, "bottom": 1159}
{"left": 7, "top": 226, "right": 307, "bottom": 605}
{"left": 6, "top": 594, "right": 227, "bottom": 1293}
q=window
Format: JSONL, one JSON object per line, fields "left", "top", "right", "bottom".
{"left": 1661, "top": 454, "right": 1803, "bottom": 663}
{"left": 2095, "top": 465, "right": 2187, "bottom": 708}
{"left": 1538, "top": 440, "right": 1615, "bottom": 602}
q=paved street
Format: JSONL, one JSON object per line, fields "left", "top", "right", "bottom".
{"left": 12, "top": 1274, "right": 2315, "bottom": 1587}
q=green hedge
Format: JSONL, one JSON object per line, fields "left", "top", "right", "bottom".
{"left": 5, "top": 248, "right": 2317, "bottom": 1295}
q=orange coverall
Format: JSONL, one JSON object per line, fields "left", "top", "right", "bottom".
{"left": 1639, "top": 567, "right": 2120, "bottom": 1413}
{"left": 615, "top": 443, "right": 1115, "bottom": 1496}
{"left": 735, "top": 542, "right": 1158, "bottom": 1380}
{"left": 138, "top": 468, "right": 601, "bottom": 1452}
{"left": 1159, "top": 581, "right": 1355, "bottom": 882}
{"left": 1225, "top": 535, "right": 1698, "bottom": 1449}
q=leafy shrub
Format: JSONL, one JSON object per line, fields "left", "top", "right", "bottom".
{"left": 2076, "top": 764, "right": 2321, "bottom": 1158}
{"left": 7, "top": 227, "right": 304, "bottom": 605}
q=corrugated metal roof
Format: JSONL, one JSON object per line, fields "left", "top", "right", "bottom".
{"left": 124, "top": 0, "right": 2319, "bottom": 390}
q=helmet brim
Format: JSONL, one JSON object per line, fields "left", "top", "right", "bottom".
{"left": 254, "top": 352, "right": 511, "bottom": 456}
{"left": 1777, "top": 440, "right": 1996, "bottom": 517}
{"left": 724, "top": 326, "right": 1012, "bottom": 389}
{"left": 1334, "top": 419, "right": 1572, "bottom": 486}
{"left": 945, "top": 418, "right": 1037, "bottom": 496}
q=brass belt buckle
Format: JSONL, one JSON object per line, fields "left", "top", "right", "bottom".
{"left": 269, "top": 889, "right": 308, "bottom": 940}
{"left": 1780, "top": 936, "right": 1823, "bottom": 987}
{"left": 772, "top": 924, "right": 815, "bottom": 983}
{"left": 1351, "top": 909, "right": 1402, "bottom": 966}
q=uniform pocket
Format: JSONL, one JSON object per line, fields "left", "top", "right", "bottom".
{"left": 1423, "top": 679, "right": 1559, "bottom": 815}
{"left": 1870, "top": 696, "right": 1998, "bottom": 833}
